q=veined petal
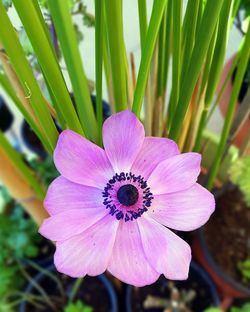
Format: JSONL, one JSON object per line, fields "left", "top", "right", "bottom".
{"left": 107, "top": 220, "right": 160, "bottom": 287}
{"left": 131, "top": 137, "right": 180, "bottom": 179}
{"left": 44, "top": 176, "right": 104, "bottom": 216}
{"left": 138, "top": 216, "right": 192, "bottom": 280}
{"left": 39, "top": 208, "right": 108, "bottom": 241}
{"left": 54, "top": 130, "right": 114, "bottom": 189}
{"left": 149, "top": 183, "right": 215, "bottom": 231}
{"left": 102, "top": 110, "right": 145, "bottom": 173}
{"left": 148, "top": 153, "right": 201, "bottom": 195}
{"left": 54, "top": 215, "right": 118, "bottom": 278}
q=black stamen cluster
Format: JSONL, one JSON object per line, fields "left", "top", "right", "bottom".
{"left": 102, "top": 172, "right": 154, "bottom": 222}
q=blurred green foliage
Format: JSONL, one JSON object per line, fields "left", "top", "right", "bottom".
{"left": 29, "top": 156, "right": 59, "bottom": 187}
{"left": 64, "top": 300, "right": 93, "bottom": 312}
{"left": 238, "top": 259, "right": 250, "bottom": 282}
{"left": 231, "top": 303, "right": 250, "bottom": 312}
{"left": 229, "top": 156, "right": 250, "bottom": 206}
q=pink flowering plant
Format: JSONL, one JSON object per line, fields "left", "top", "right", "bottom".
{"left": 39, "top": 110, "right": 215, "bottom": 286}
{"left": 0, "top": 0, "right": 250, "bottom": 298}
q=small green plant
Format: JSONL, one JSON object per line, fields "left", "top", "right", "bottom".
{"left": 229, "top": 156, "right": 250, "bottom": 206}
{"left": 203, "top": 308, "right": 222, "bottom": 312}
{"left": 0, "top": 205, "right": 40, "bottom": 263}
{"left": 238, "top": 259, "right": 250, "bottom": 282}
{"left": 231, "top": 303, "right": 250, "bottom": 312}
{"left": 64, "top": 300, "right": 93, "bottom": 312}
{"left": 29, "top": 156, "right": 59, "bottom": 187}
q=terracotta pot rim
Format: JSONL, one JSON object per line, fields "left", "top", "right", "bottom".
{"left": 197, "top": 228, "right": 250, "bottom": 296}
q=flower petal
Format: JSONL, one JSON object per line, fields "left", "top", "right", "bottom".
{"left": 44, "top": 176, "right": 104, "bottom": 216}
{"left": 138, "top": 216, "right": 192, "bottom": 280}
{"left": 102, "top": 110, "right": 145, "bottom": 173}
{"left": 54, "top": 215, "right": 118, "bottom": 278}
{"left": 39, "top": 208, "right": 108, "bottom": 241}
{"left": 131, "top": 137, "right": 180, "bottom": 179}
{"left": 148, "top": 153, "right": 201, "bottom": 195}
{"left": 148, "top": 183, "right": 215, "bottom": 231}
{"left": 54, "top": 130, "right": 114, "bottom": 188}
{"left": 107, "top": 220, "right": 160, "bottom": 286}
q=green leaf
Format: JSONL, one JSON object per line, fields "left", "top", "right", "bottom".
{"left": 207, "top": 21, "right": 250, "bottom": 190}
{"left": 0, "top": 2, "right": 59, "bottom": 153}
{"left": 104, "top": 0, "right": 128, "bottom": 111}
{"left": 64, "top": 300, "right": 93, "bottom": 312}
{"left": 169, "top": 0, "right": 225, "bottom": 141}
{"left": 132, "top": 0, "right": 168, "bottom": 117}
{"left": 47, "top": 0, "right": 98, "bottom": 142}
{"left": 12, "top": 0, "right": 85, "bottom": 137}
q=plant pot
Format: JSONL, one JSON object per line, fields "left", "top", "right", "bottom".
{"left": 0, "top": 95, "right": 14, "bottom": 132}
{"left": 125, "top": 261, "right": 220, "bottom": 312}
{"left": 217, "top": 55, "right": 250, "bottom": 148}
{"left": 192, "top": 187, "right": 250, "bottom": 300}
{"left": 19, "top": 263, "right": 118, "bottom": 312}
{"left": 192, "top": 227, "right": 250, "bottom": 299}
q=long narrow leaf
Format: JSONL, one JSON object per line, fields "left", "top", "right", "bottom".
{"left": 104, "top": 0, "right": 128, "bottom": 111}
{"left": 0, "top": 2, "right": 58, "bottom": 153}
{"left": 47, "top": 0, "right": 98, "bottom": 142}
{"left": 12, "top": 0, "right": 84, "bottom": 137}
{"left": 132, "top": 0, "right": 168, "bottom": 116}
{"left": 169, "top": 0, "right": 224, "bottom": 141}
{"left": 95, "top": 0, "right": 104, "bottom": 144}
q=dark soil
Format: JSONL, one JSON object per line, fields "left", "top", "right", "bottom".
{"left": 129, "top": 273, "right": 216, "bottom": 312}
{"left": 204, "top": 188, "right": 250, "bottom": 287}
{"left": 24, "top": 272, "right": 112, "bottom": 312}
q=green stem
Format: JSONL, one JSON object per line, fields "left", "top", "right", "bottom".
{"left": 69, "top": 278, "right": 83, "bottom": 303}
{"left": 138, "top": 0, "right": 147, "bottom": 49}
{"left": 47, "top": 0, "right": 98, "bottom": 142}
{"left": 168, "top": 0, "right": 224, "bottom": 141}
{"left": 0, "top": 2, "right": 58, "bottom": 153}
{"left": 132, "top": 0, "right": 168, "bottom": 117}
{"left": 168, "top": 0, "right": 182, "bottom": 124}
{"left": 95, "top": 0, "right": 104, "bottom": 145}
{"left": 12, "top": 0, "right": 84, "bottom": 137}
{"left": 104, "top": 0, "right": 128, "bottom": 111}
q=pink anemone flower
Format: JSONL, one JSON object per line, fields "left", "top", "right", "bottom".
{"left": 39, "top": 110, "right": 215, "bottom": 287}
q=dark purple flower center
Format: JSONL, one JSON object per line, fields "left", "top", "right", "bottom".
{"left": 117, "top": 184, "right": 139, "bottom": 206}
{"left": 102, "top": 172, "right": 154, "bottom": 222}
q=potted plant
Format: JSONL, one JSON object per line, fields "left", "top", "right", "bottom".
{"left": 193, "top": 156, "right": 250, "bottom": 300}
{"left": 125, "top": 261, "right": 220, "bottom": 312}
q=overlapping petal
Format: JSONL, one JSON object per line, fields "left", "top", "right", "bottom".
{"left": 54, "top": 130, "right": 114, "bottom": 189}
{"left": 108, "top": 220, "right": 160, "bottom": 286}
{"left": 148, "top": 153, "right": 201, "bottom": 195}
{"left": 138, "top": 216, "right": 191, "bottom": 280}
{"left": 131, "top": 137, "right": 180, "bottom": 179}
{"left": 39, "top": 208, "right": 108, "bottom": 241}
{"left": 102, "top": 110, "right": 145, "bottom": 173}
{"left": 148, "top": 183, "right": 215, "bottom": 231}
{"left": 44, "top": 176, "right": 104, "bottom": 215}
{"left": 54, "top": 215, "right": 119, "bottom": 278}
